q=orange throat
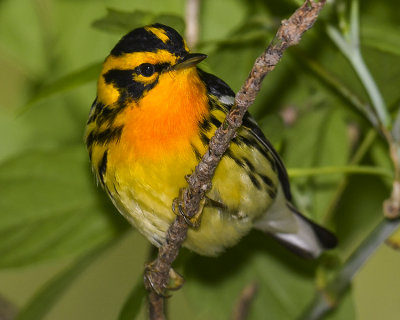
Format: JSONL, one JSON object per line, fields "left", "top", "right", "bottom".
{"left": 116, "top": 68, "right": 209, "bottom": 162}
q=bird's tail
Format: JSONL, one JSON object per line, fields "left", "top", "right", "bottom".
{"left": 254, "top": 187, "right": 337, "bottom": 259}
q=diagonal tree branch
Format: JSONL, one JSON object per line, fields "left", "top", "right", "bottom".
{"left": 145, "top": 1, "right": 327, "bottom": 319}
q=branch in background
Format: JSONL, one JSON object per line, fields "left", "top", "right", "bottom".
{"left": 185, "top": 0, "right": 201, "bottom": 49}
{"left": 300, "top": 217, "right": 400, "bottom": 320}
{"left": 299, "top": 2, "right": 400, "bottom": 318}
{"left": 327, "top": 0, "right": 400, "bottom": 219}
{"left": 0, "top": 294, "right": 17, "bottom": 320}
{"left": 383, "top": 130, "right": 400, "bottom": 219}
{"left": 145, "top": 1, "right": 327, "bottom": 318}
{"left": 326, "top": 0, "right": 390, "bottom": 129}
{"left": 231, "top": 282, "right": 259, "bottom": 320}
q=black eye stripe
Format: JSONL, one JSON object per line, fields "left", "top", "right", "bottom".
{"left": 134, "top": 63, "right": 170, "bottom": 76}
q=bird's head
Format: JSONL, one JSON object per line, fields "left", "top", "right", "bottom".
{"left": 97, "top": 23, "right": 207, "bottom": 106}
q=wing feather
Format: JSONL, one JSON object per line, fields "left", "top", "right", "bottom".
{"left": 197, "top": 68, "right": 292, "bottom": 200}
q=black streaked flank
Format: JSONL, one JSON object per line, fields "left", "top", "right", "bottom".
{"left": 87, "top": 99, "right": 100, "bottom": 124}
{"left": 191, "top": 143, "right": 202, "bottom": 161}
{"left": 110, "top": 24, "right": 188, "bottom": 58}
{"left": 96, "top": 105, "right": 119, "bottom": 126}
{"left": 98, "top": 150, "right": 108, "bottom": 185}
{"left": 112, "top": 183, "right": 120, "bottom": 196}
{"left": 200, "top": 132, "right": 210, "bottom": 146}
{"left": 96, "top": 126, "right": 123, "bottom": 145}
{"left": 232, "top": 136, "right": 242, "bottom": 146}
{"left": 87, "top": 101, "right": 104, "bottom": 124}
{"left": 209, "top": 114, "right": 222, "bottom": 127}
{"left": 248, "top": 173, "right": 261, "bottom": 190}
{"left": 85, "top": 131, "right": 95, "bottom": 149}
{"left": 199, "top": 118, "right": 212, "bottom": 131}
{"left": 243, "top": 157, "right": 255, "bottom": 171}
{"left": 86, "top": 126, "right": 124, "bottom": 148}
{"left": 233, "top": 134, "right": 255, "bottom": 149}
{"left": 88, "top": 102, "right": 126, "bottom": 128}
{"left": 257, "top": 148, "right": 276, "bottom": 171}
{"left": 205, "top": 198, "right": 227, "bottom": 210}
{"left": 241, "top": 113, "right": 292, "bottom": 200}
{"left": 225, "top": 149, "right": 245, "bottom": 168}
{"left": 237, "top": 133, "right": 277, "bottom": 172}
{"left": 266, "top": 187, "right": 277, "bottom": 199}
{"left": 209, "top": 98, "right": 229, "bottom": 112}
{"left": 259, "top": 173, "right": 274, "bottom": 188}
{"left": 87, "top": 100, "right": 127, "bottom": 130}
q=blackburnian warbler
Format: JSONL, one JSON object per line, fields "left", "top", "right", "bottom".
{"left": 85, "top": 24, "right": 336, "bottom": 258}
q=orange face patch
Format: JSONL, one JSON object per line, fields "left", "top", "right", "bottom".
{"left": 116, "top": 67, "right": 209, "bottom": 162}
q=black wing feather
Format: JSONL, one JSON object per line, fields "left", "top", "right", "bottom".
{"left": 197, "top": 68, "right": 292, "bottom": 201}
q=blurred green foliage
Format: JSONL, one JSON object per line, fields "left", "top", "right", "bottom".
{"left": 0, "top": 0, "right": 399, "bottom": 319}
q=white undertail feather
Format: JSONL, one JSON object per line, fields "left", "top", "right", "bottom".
{"left": 254, "top": 186, "right": 325, "bottom": 258}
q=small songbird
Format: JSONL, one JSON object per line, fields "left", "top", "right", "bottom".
{"left": 85, "top": 23, "right": 336, "bottom": 259}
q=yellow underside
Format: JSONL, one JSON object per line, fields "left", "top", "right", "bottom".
{"left": 102, "top": 125, "right": 277, "bottom": 256}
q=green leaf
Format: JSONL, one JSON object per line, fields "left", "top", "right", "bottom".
{"left": 15, "top": 241, "right": 115, "bottom": 320}
{"left": 284, "top": 107, "right": 350, "bottom": 221}
{"left": 181, "top": 233, "right": 355, "bottom": 319}
{"left": 23, "top": 62, "right": 102, "bottom": 109}
{"left": 92, "top": 8, "right": 185, "bottom": 35}
{"left": 258, "top": 113, "right": 285, "bottom": 150}
{"left": 362, "top": 24, "right": 400, "bottom": 57}
{"left": 0, "top": 110, "right": 31, "bottom": 163}
{"left": 284, "top": 107, "right": 329, "bottom": 169}
{"left": 334, "top": 174, "right": 390, "bottom": 258}
{"left": 0, "top": 145, "right": 126, "bottom": 267}
{"left": 117, "top": 278, "right": 146, "bottom": 320}
{"left": 392, "top": 106, "right": 400, "bottom": 142}
{"left": 369, "top": 139, "right": 394, "bottom": 188}
{"left": 297, "top": 53, "right": 374, "bottom": 123}
{"left": 311, "top": 109, "right": 351, "bottom": 221}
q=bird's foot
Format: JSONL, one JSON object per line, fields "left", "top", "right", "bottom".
{"left": 172, "top": 189, "right": 205, "bottom": 229}
{"left": 144, "top": 262, "right": 184, "bottom": 296}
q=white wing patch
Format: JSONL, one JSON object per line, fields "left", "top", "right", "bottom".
{"left": 218, "top": 95, "right": 235, "bottom": 105}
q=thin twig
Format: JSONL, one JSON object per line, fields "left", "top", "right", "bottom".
{"left": 288, "top": 165, "right": 392, "bottom": 179}
{"left": 231, "top": 282, "right": 259, "bottom": 320}
{"left": 185, "top": 0, "right": 201, "bottom": 48}
{"left": 383, "top": 129, "right": 400, "bottom": 219}
{"left": 145, "top": 1, "right": 327, "bottom": 318}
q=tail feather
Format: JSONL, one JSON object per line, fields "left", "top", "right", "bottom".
{"left": 254, "top": 187, "right": 337, "bottom": 259}
{"left": 272, "top": 207, "right": 337, "bottom": 259}
{"left": 289, "top": 204, "right": 337, "bottom": 250}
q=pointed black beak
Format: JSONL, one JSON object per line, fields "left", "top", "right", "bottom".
{"left": 173, "top": 53, "right": 207, "bottom": 70}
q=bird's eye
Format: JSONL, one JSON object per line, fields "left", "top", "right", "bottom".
{"left": 137, "top": 63, "right": 155, "bottom": 77}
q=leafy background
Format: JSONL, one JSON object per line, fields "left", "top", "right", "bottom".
{"left": 0, "top": 0, "right": 399, "bottom": 319}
